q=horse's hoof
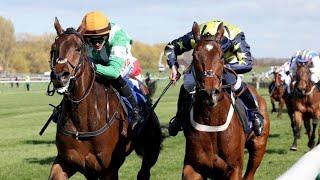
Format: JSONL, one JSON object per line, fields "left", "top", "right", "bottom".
{"left": 290, "top": 146, "right": 297, "bottom": 151}
{"left": 308, "top": 142, "right": 315, "bottom": 149}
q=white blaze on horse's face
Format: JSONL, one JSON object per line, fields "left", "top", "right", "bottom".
{"left": 205, "top": 44, "right": 214, "bottom": 51}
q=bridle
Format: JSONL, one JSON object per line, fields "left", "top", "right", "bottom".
{"left": 49, "top": 28, "right": 95, "bottom": 104}
{"left": 193, "top": 36, "right": 224, "bottom": 93}
{"left": 295, "top": 63, "right": 314, "bottom": 96}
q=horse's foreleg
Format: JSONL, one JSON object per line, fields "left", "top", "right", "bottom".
{"left": 307, "top": 119, "right": 318, "bottom": 149}
{"left": 291, "top": 111, "right": 303, "bottom": 151}
{"left": 270, "top": 98, "right": 276, "bottom": 113}
{"left": 304, "top": 118, "right": 311, "bottom": 138}
{"left": 243, "top": 135, "right": 268, "bottom": 180}
{"left": 278, "top": 98, "right": 285, "bottom": 118}
{"left": 183, "top": 165, "right": 203, "bottom": 180}
{"left": 49, "top": 157, "right": 76, "bottom": 180}
{"left": 137, "top": 113, "right": 162, "bottom": 180}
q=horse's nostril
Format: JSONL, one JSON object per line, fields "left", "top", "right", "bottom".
{"left": 60, "top": 72, "right": 70, "bottom": 80}
{"left": 212, "top": 89, "right": 220, "bottom": 95}
{"left": 62, "top": 71, "right": 70, "bottom": 77}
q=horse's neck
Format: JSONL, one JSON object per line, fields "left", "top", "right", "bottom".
{"left": 65, "top": 61, "right": 101, "bottom": 130}
{"left": 194, "top": 92, "right": 230, "bottom": 125}
{"left": 71, "top": 62, "right": 90, "bottom": 98}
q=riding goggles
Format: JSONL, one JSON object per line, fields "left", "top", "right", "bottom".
{"left": 84, "top": 35, "right": 108, "bottom": 46}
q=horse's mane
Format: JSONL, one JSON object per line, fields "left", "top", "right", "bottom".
{"left": 64, "top": 27, "right": 78, "bottom": 34}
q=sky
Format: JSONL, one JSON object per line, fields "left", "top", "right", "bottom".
{"left": 1, "top": 0, "right": 320, "bottom": 58}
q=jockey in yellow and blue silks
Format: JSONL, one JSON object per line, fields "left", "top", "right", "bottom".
{"left": 82, "top": 11, "right": 143, "bottom": 131}
{"left": 165, "top": 20, "right": 264, "bottom": 136}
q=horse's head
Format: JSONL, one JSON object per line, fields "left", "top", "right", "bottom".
{"left": 192, "top": 22, "right": 224, "bottom": 107}
{"left": 295, "top": 60, "right": 313, "bottom": 95}
{"left": 50, "top": 17, "right": 86, "bottom": 94}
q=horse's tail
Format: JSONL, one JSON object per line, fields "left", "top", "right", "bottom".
{"left": 134, "top": 109, "right": 164, "bottom": 157}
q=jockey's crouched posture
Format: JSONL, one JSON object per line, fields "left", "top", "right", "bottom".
{"left": 165, "top": 20, "right": 264, "bottom": 136}
{"left": 51, "top": 11, "right": 143, "bottom": 132}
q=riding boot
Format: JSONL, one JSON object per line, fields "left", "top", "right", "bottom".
{"left": 118, "top": 83, "right": 144, "bottom": 132}
{"left": 236, "top": 84, "right": 264, "bottom": 136}
{"left": 316, "top": 81, "right": 320, "bottom": 91}
{"left": 168, "top": 85, "right": 192, "bottom": 136}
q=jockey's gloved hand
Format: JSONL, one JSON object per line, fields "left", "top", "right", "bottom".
{"left": 175, "top": 71, "right": 181, "bottom": 81}
{"left": 170, "top": 65, "right": 180, "bottom": 83}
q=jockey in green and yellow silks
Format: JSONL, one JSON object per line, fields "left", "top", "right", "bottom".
{"left": 164, "top": 20, "right": 264, "bottom": 137}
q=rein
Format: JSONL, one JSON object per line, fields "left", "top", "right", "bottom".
{"left": 304, "top": 85, "right": 316, "bottom": 96}
{"left": 57, "top": 88, "right": 122, "bottom": 139}
{"left": 48, "top": 29, "right": 95, "bottom": 104}
{"left": 65, "top": 65, "right": 96, "bottom": 104}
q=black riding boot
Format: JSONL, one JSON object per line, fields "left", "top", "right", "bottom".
{"left": 118, "top": 83, "right": 144, "bottom": 132}
{"left": 236, "top": 83, "right": 264, "bottom": 136}
{"left": 168, "top": 85, "right": 192, "bottom": 136}
{"left": 315, "top": 81, "right": 320, "bottom": 91}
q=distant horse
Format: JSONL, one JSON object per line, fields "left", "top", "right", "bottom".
{"left": 269, "top": 72, "right": 286, "bottom": 118}
{"left": 291, "top": 60, "right": 320, "bottom": 151}
{"left": 181, "top": 22, "right": 270, "bottom": 180}
{"left": 48, "top": 18, "right": 162, "bottom": 179}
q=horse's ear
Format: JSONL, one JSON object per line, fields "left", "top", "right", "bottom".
{"left": 192, "top": 21, "right": 200, "bottom": 42}
{"left": 54, "top": 17, "right": 64, "bottom": 35}
{"left": 215, "top": 22, "right": 224, "bottom": 42}
{"left": 77, "top": 19, "right": 86, "bottom": 35}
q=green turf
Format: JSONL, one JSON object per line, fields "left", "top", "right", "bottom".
{"left": 0, "top": 81, "right": 310, "bottom": 179}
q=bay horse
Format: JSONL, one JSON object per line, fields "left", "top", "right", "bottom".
{"left": 48, "top": 18, "right": 162, "bottom": 179}
{"left": 269, "top": 72, "right": 286, "bottom": 118}
{"left": 291, "top": 60, "right": 320, "bottom": 150}
{"left": 181, "top": 22, "right": 270, "bottom": 180}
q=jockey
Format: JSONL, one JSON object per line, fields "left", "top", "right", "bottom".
{"left": 275, "top": 61, "right": 291, "bottom": 93}
{"left": 289, "top": 50, "right": 320, "bottom": 89}
{"left": 165, "top": 20, "right": 264, "bottom": 137}
{"left": 122, "top": 43, "right": 143, "bottom": 88}
{"left": 82, "top": 11, "right": 143, "bottom": 131}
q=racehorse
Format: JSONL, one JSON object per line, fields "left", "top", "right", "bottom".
{"left": 181, "top": 22, "right": 270, "bottom": 180}
{"left": 269, "top": 72, "right": 286, "bottom": 118}
{"left": 48, "top": 18, "right": 162, "bottom": 179}
{"left": 291, "top": 60, "right": 320, "bottom": 151}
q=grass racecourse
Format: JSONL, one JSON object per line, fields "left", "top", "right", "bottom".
{"left": 0, "top": 79, "right": 311, "bottom": 180}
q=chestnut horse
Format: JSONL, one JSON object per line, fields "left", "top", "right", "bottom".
{"left": 291, "top": 60, "right": 320, "bottom": 150}
{"left": 270, "top": 72, "right": 286, "bottom": 118}
{"left": 181, "top": 22, "right": 270, "bottom": 180}
{"left": 48, "top": 18, "right": 162, "bottom": 179}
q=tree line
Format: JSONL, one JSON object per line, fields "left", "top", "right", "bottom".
{"left": 0, "top": 16, "right": 288, "bottom": 74}
{"left": 0, "top": 16, "right": 166, "bottom": 74}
